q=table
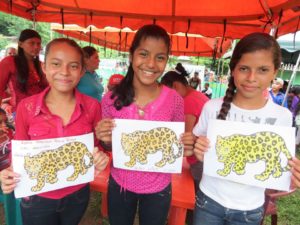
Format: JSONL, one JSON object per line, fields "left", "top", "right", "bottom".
{"left": 90, "top": 158, "right": 195, "bottom": 225}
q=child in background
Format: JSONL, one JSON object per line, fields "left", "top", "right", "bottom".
{"left": 0, "top": 38, "right": 109, "bottom": 225}
{"left": 161, "top": 63, "right": 208, "bottom": 225}
{"left": 192, "top": 32, "right": 300, "bottom": 225}
{"left": 95, "top": 24, "right": 193, "bottom": 225}
{"left": 107, "top": 73, "right": 124, "bottom": 91}
{"left": 269, "top": 77, "right": 288, "bottom": 107}
{"left": 0, "top": 108, "right": 14, "bottom": 171}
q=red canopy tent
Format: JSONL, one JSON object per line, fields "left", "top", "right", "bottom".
{"left": 51, "top": 25, "right": 232, "bottom": 57}
{"left": 0, "top": 0, "right": 299, "bottom": 39}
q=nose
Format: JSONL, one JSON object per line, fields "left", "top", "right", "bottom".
{"left": 146, "top": 56, "right": 156, "bottom": 68}
{"left": 60, "top": 64, "right": 69, "bottom": 75}
{"left": 246, "top": 70, "right": 256, "bottom": 81}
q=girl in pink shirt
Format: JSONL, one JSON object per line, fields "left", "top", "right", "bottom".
{"left": 96, "top": 24, "right": 194, "bottom": 225}
{"left": 0, "top": 38, "right": 109, "bottom": 225}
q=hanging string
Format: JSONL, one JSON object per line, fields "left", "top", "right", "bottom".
{"left": 125, "top": 32, "right": 128, "bottom": 52}
{"left": 90, "top": 12, "right": 93, "bottom": 22}
{"left": 60, "top": 8, "right": 65, "bottom": 29}
{"left": 104, "top": 32, "right": 107, "bottom": 58}
{"left": 294, "top": 17, "right": 300, "bottom": 49}
{"left": 119, "top": 16, "right": 123, "bottom": 53}
{"left": 185, "top": 19, "right": 191, "bottom": 49}
{"left": 274, "top": 9, "right": 283, "bottom": 39}
{"left": 219, "top": 19, "right": 227, "bottom": 53}
{"left": 8, "top": 0, "right": 12, "bottom": 13}
{"left": 89, "top": 26, "right": 92, "bottom": 46}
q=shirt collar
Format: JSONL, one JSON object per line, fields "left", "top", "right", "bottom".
{"left": 34, "top": 87, "right": 85, "bottom": 116}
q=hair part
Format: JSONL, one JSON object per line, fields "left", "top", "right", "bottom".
{"left": 111, "top": 24, "right": 171, "bottom": 110}
{"left": 218, "top": 32, "right": 281, "bottom": 120}
{"left": 44, "top": 38, "right": 84, "bottom": 68}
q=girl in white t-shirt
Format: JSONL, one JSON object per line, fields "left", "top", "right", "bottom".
{"left": 192, "top": 32, "right": 300, "bottom": 225}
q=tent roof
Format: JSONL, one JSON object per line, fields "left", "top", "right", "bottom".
{"left": 1, "top": 0, "right": 299, "bottom": 38}
{"left": 52, "top": 24, "right": 232, "bottom": 57}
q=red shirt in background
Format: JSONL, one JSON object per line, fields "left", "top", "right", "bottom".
{"left": 0, "top": 56, "right": 47, "bottom": 111}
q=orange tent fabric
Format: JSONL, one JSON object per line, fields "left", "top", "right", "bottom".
{"left": 0, "top": 0, "right": 299, "bottom": 38}
{"left": 52, "top": 26, "right": 232, "bottom": 57}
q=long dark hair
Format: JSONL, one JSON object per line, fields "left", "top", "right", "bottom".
{"left": 217, "top": 32, "right": 281, "bottom": 120}
{"left": 111, "top": 24, "right": 171, "bottom": 110}
{"left": 161, "top": 63, "right": 189, "bottom": 87}
{"left": 14, "top": 29, "right": 44, "bottom": 92}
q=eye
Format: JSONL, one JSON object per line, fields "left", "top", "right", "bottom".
{"left": 157, "top": 55, "right": 167, "bottom": 62}
{"left": 239, "top": 66, "right": 249, "bottom": 72}
{"left": 51, "top": 62, "right": 60, "bottom": 67}
{"left": 258, "top": 67, "right": 269, "bottom": 73}
{"left": 70, "top": 63, "right": 80, "bottom": 70}
{"left": 139, "top": 51, "right": 148, "bottom": 57}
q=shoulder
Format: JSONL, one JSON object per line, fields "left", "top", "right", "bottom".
{"left": 0, "top": 56, "right": 15, "bottom": 69}
{"left": 77, "top": 91, "right": 100, "bottom": 107}
{"left": 162, "top": 85, "right": 183, "bottom": 102}
{"left": 265, "top": 99, "right": 292, "bottom": 125}
{"left": 17, "top": 93, "right": 40, "bottom": 115}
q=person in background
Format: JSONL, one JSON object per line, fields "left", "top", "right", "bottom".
{"left": 189, "top": 71, "right": 201, "bottom": 90}
{"left": 95, "top": 24, "right": 194, "bottom": 225}
{"left": 107, "top": 73, "right": 124, "bottom": 92}
{"left": 77, "top": 46, "right": 104, "bottom": 101}
{"left": 0, "top": 29, "right": 48, "bottom": 113}
{"left": 202, "top": 83, "right": 213, "bottom": 99}
{"left": 4, "top": 47, "right": 17, "bottom": 58}
{"left": 161, "top": 62, "right": 208, "bottom": 225}
{"left": 192, "top": 32, "right": 300, "bottom": 225}
{"left": 0, "top": 38, "right": 109, "bottom": 225}
{"left": 269, "top": 77, "right": 288, "bottom": 107}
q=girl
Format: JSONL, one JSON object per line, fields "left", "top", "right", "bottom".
{"left": 161, "top": 63, "right": 208, "bottom": 225}
{"left": 77, "top": 46, "right": 104, "bottom": 101}
{"left": 0, "top": 38, "right": 109, "bottom": 225}
{"left": 0, "top": 29, "right": 47, "bottom": 113}
{"left": 192, "top": 32, "right": 300, "bottom": 225}
{"left": 95, "top": 24, "right": 193, "bottom": 225}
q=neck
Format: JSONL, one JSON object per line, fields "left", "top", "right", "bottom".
{"left": 45, "top": 89, "right": 75, "bottom": 105}
{"left": 134, "top": 83, "right": 161, "bottom": 107}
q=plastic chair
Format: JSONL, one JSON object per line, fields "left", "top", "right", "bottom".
{"left": 261, "top": 188, "right": 296, "bottom": 225}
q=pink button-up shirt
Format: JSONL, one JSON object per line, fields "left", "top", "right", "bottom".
{"left": 102, "top": 85, "right": 184, "bottom": 193}
{"left": 15, "top": 87, "right": 102, "bottom": 199}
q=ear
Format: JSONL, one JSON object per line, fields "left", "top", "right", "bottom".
{"left": 272, "top": 69, "right": 278, "bottom": 81}
{"left": 18, "top": 41, "right": 23, "bottom": 48}
{"left": 41, "top": 62, "right": 46, "bottom": 74}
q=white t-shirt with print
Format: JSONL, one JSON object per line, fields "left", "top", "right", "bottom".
{"left": 193, "top": 98, "right": 292, "bottom": 210}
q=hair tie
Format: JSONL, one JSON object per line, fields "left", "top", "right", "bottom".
{"left": 174, "top": 69, "right": 181, "bottom": 74}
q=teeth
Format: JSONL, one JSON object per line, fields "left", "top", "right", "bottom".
{"left": 143, "top": 70, "right": 154, "bottom": 75}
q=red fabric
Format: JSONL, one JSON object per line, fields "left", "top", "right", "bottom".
{"left": 0, "top": 56, "right": 47, "bottom": 112}
{"left": 184, "top": 90, "right": 209, "bottom": 165}
{"left": 0, "top": 1, "right": 298, "bottom": 38}
{"left": 15, "top": 87, "right": 102, "bottom": 199}
{"left": 53, "top": 29, "right": 232, "bottom": 57}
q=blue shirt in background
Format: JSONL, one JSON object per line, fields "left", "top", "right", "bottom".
{"left": 77, "top": 70, "right": 104, "bottom": 101}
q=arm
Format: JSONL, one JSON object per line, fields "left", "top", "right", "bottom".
{"left": 0, "top": 57, "right": 13, "bottom": 99}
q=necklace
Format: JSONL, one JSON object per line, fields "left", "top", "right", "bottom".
{"left": 134, "top": 84, "right": 161, "bottom": 118}
{"left": 137, "top": 107, "right": 145, "bottom": 117}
